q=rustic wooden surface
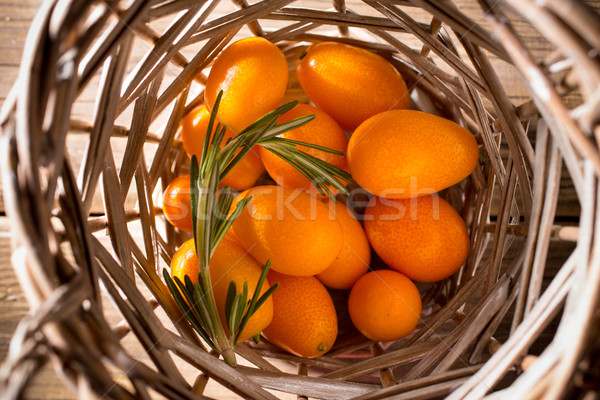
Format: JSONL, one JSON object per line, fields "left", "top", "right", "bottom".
{"left": 0, "top": 1, "right": 596, "bottom": 399}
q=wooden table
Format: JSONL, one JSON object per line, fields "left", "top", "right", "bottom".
{"left": 0, "top": 1, "right": 595, "bottom": 399}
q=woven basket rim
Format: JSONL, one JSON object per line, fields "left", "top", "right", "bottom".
{"left": 2, "top": 1, "right": 600, "bottom": 399}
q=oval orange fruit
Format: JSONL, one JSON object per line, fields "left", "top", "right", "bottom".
{"left": 296, "top": 41, "right": 410, "bottom": 131}
{"left": 231, "top": 185, "right": 343, "bottom": 276}
{"left": 259, "top": 103, "right": 348, "bottom": 195}
{"left": 347, "top": 110, "right": 479, "bottom": 199}
{"left": 205, "top": 37, "right": 288, "bottom": 134}
{"left": 162, "top": 174, "right": 193, "bottom": 232}
{"left": 262, "top": 270, "right": 338, "bottom": 358}
{"left": 348, "top": 270, "right": 421, "bottom": 342}
{"left": 316, "top": 200, "right": 370, "bottom": 290}
{"left": 170, "top": 237, "right": 273, "bottom": 343}
{"left": 363, "top": 195, "right": 470, "bottom": 283}
{"left": 180, "top": 105, "right": 265, "bottom": 190}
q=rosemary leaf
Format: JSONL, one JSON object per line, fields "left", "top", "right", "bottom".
{"left": 234, "top": 261, "right": 277, "bottom": 343}
{"left": 263, "top": 145, "right": 350, "bottom": 194}
{"left": 166, "top": 273, "right": 216, "bottom": 350}
{"left": 273, "top": 137, "right": 347, "bottom": 155}
{"left": 190, "top": 156, "right": 200, "bottom": 240}
{"left": 231, "top": 283, "right": 249, "bottom": 337}
{"left": 211, "top": 196, "right": 251, "bottom": 255}
{"left": 258, "top": 115, "right": 316, "bottom": 141}
{"left": 224, "top": 281, "right": 237, "bottom": 325}
{"left": 215, "top": 187, "right": 234, "bottom": 226}
{"left": 237, "top": 100, "right": 298, "bottom": 136}
{"left": 227, "top": 292, "right": 242, "bottom": 336}
{"left": 220, "top": 116, "right": 279, "bottom": 179}
{"left": 201, "top": 91, "right": 222, "bottom": 168}
{"left": 191, "top": 280, "right": 217, "bottom": 339}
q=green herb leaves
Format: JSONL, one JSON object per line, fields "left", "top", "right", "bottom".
{"left": 164, "top": 91, "right": 352, "bottom": 367}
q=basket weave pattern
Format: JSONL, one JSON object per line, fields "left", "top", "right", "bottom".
{"left": 1, "top": 0, "right": 600, "bottom": 399}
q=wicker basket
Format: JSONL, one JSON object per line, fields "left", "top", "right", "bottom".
{"left": 2, "top": 0, "right": 600, "bottom": 399}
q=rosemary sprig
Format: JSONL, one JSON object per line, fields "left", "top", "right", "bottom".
{"left": 163, "top": 91, "right": 352, "bottom": 367}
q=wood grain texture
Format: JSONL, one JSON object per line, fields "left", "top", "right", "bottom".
{"left": 0, "top": 1, "right": 596, "bottom": 399}
{"left": 0, "top": 0, "right": 595, "bottom": 215}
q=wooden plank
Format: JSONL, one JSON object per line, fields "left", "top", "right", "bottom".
{"left": 0, "top": 220, "right": 77, "bottom": 399}
{"left": 1, "top": 1, "right": 597, "bottom": 398}
{"left": 0, "top": 216, "right": 298, "bottom": 399}
{"left": 0, "top": 216, "right": 577, "bottom": 398}
{"left": 0, "top": 4, "right": 590, "bottom": 242}
{"left": 0, "top": 0, "right": 591, "bottom": 215}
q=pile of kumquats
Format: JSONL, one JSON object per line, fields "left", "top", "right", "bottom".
{"left": 162, "top": 37, "right": 479, "bottom": 359}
